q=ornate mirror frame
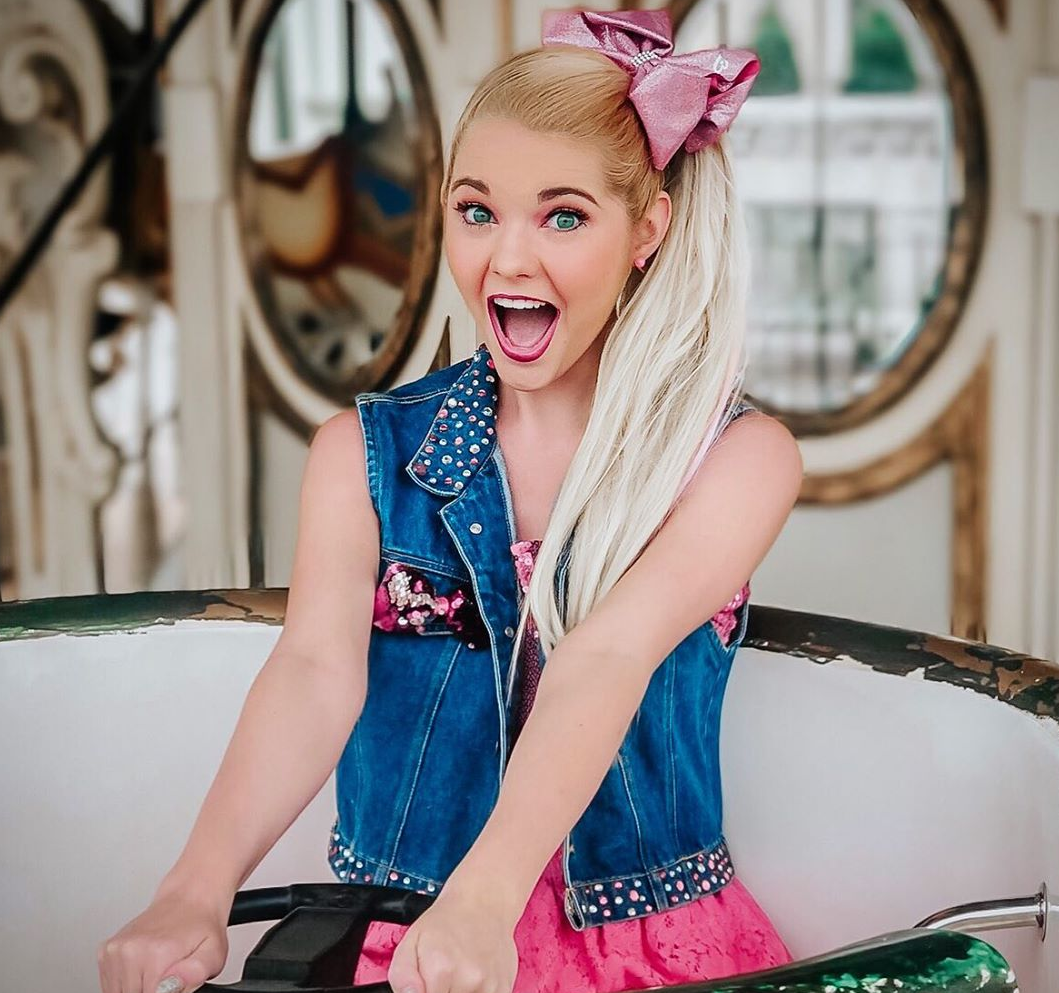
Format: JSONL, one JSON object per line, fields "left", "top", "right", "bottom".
{"left": 230, "top": 0, "right": 445, "bottom": 425}
{"left": 668, "top": 0, "right": 989, "bottom": 438}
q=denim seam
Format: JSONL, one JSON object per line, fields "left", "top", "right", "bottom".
{"left": 664, "top": 661, "right": 680, "bottom": 845}
{"left": 329, "top": 822, "right": 445, "bottom": 889}
{"left": 327, "top": 820, "right": 389, "bottom": 875}
{"left": 368, "top": 385, "right": 452, "bottom": 405}
{"left": 612, "top": 751, "right": 666, "bottom": 924}
{"left": 439, "top": 474, "right": 506, "bottom": 792}
{"left": 383, "top": 639, "right": 462, "bottom": 875}
{"left": 565, "top": 838, "right": 735, "bottom": 928}
{"left": 354, "top": 397, "right": 381, "bottom": 525}
{"left": 568, "top": 836, "right": 730, "bottom": 887}
{"left": 379, "top": 548, "right": 471, "bottom": 582}
{"left": 615, "top": 751, "right": 651, "bottom": 870}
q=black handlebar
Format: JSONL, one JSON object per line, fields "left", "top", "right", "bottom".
{"left": 201, "top": 884, "right": 1018, "bottom": 993}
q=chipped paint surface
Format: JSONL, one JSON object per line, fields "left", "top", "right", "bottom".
{"left": 744, "top": 606, "right": 1059, "bottom": 725}
{"left": 0, "top": 589, "right": 286, "bottom": 641}
{"left": 2, "top": 593, "right": 1055, "bottom": 725}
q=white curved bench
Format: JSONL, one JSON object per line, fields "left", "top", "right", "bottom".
{"left": 0, "top": 592, "right": 1055, "bottom": 992}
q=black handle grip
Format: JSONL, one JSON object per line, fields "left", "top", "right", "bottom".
{"left": 203, "top": 886, "right": 1018, "bottom": 993}
{"left": 201, "top": 883, "right": 433, "bottom": 992}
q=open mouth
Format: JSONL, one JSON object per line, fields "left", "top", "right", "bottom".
{"left": 488, "top": 296, "right": 560, "bottom": 355}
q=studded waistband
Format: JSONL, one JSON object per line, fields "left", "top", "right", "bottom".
{"left": 327, "top": 819, "right": 442, "bottom": 896}
{"left": 562, "top": 838, "right": 735, "bottom": 930}
{"left": 329, "top": 818, "right": 734, "bottom": 930}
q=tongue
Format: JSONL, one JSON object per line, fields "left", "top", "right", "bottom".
{"left": 500, "top": 305, "right": 556, "bottom": 346}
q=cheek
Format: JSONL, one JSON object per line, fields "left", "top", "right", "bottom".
{"left": 554, "top": 233, "right": 628, "bottom": 314}
{"left": 444, "top": 232, "right": 487, "bottom": 298}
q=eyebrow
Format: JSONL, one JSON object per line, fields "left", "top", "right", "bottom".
{"left": 448, "top": 177, "right": 599, "bottom": 208}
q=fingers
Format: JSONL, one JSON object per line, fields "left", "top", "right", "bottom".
{"left": 96, "top": 939, "right": 116, "bottom": 993}
{"left": 390, "top": 930, "right": 507, "bottom": 993}
{"left": 145, "top": 935, "right": 226, "bottom": 993}
{"left": 418, "top": 952, "right": 459, "bottom": 993}
{"left": 95, "top": 935, "right": 151, "bottom": 993}
{"left": 96, "top": 932, "right": 225, "bottom": 993}
{"left": 388, "top": 930, "right": 427, "bottom": 993}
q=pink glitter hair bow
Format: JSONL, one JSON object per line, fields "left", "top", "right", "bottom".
{"left": 542, "top": 9, "right": 760, "bottom": 170}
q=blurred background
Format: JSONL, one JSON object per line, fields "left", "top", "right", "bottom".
{"left": 0, "top": 0, "right": 1056, "bottom": 658}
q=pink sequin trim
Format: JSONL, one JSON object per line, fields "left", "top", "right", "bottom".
{"left": 711, "top": 582, "right": 750, "bottom": 646}
{"left": 372, "top": 561, "right": 488, "bottom": 649}
{"left": 509, "top": 541, "right": 749, "bottom": 648}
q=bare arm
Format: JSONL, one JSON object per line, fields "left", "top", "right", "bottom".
{"left": 449, "top": 414, "right": 802, "bottom": 918}
{"left": 382, "top": 414, "right": 801, "bottom": 993}
{"left": 157, "top": 410, "right": 380, "bottom": 907}
{"left": 98, "top": 410, "right": 380, "bottom": 993}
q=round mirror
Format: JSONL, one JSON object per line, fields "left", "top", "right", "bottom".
{"left": 672, "top": 0, "right": 986, "bottom": 434}
{"left": 236, "top": 0, "right": 442, "bottom": 401}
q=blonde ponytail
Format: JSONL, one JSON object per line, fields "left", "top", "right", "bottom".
{"left": 443, "top": 48, "right": 751, "bottom": 685}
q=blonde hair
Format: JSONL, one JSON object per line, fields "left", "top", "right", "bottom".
{"left": 443, "top": 47, "right": 751, "bottom": 684}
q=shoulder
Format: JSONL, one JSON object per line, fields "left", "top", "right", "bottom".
{"left": 304, "top": 410, "right": 373, "bottom": 510}
{"left": 690, "top": 405, "right": 803, "bottom": 511}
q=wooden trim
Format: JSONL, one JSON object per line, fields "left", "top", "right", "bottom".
{"left": 429, "top": 317, "right": 452, "bottom": 373}
{"left": 744, "top": 604, "right": 1055, "bottom": 724}
{"left": 0, "top": 448, "right": 11, "bottom": 602}
{"left": 245, "top": 326, "right": 316, "bottom": 441}
{"left": 231, "top": 0, "right": 444, "bottom": 405}
{"left": 499, "top": 0, "right": 515, "bottom": 61}
{"left": 983, "top": 0, "right": 1009, "bottom": 30}
{"left": 800, "top": 351, "right": 991, "bottom": 642}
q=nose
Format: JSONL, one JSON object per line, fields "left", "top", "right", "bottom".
{"left": 489, "top": 219, "right": 539, "bottom": 280}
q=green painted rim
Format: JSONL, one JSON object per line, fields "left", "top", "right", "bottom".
{"left": 1, "top": 591, "right": 1055, "bottom": 724}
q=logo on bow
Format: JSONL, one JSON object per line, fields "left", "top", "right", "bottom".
{"left": 542, "top": 9, "right": 760, "bottom": 170}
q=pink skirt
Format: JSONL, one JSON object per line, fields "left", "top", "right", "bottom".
{"left": 352, "top": 848, "right": 791, "bottom": 993}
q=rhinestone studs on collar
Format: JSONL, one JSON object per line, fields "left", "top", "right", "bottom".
{"left": 408, "top": 346, "right": 499, "bottom": 496}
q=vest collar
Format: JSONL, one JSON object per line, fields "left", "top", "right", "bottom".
{"left": 405, "top": 344, "right": 500, "bottom": 497}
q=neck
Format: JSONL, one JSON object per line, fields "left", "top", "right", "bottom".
{"left": 494, "top": 335, "right": 603, "bottom": 444}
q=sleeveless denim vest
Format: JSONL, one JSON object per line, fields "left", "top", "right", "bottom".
{"left": 328, "top": 343, "right": 754, "bottom": 930}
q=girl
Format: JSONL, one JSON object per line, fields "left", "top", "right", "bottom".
{"left": 97, "top": 10, "right": 802, "bottom": 993}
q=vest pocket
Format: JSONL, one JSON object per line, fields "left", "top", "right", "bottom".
{"left": 373, "top": 556, "right": 488, "bottom": 650}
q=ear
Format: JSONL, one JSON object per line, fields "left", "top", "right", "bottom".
{"left": 631, "top": 190, "right": 672, "bottom": 265}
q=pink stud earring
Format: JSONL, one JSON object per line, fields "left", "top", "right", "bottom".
{"left": 634, "top": 257, "right": 647, "bottom": 271}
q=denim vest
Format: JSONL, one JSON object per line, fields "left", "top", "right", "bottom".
{"left": 328, "top": 344, "right": 754, "bottom": 930}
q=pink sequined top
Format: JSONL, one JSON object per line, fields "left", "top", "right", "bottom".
{"left": 351, "top": 541, "right": 787, "bottom": 993}
{"left": 509, "top": 539, "right": 749, "bottom": 742}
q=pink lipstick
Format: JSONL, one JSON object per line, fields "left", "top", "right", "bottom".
{"left": 488, "top": 294, "right": 561, "bottom": 363}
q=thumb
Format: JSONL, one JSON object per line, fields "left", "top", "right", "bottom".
{"left": 153, "top": 937, "right": 226, "bottom": 993}
{"left": 388, "top": 930, "right": 425, "bottom": 993}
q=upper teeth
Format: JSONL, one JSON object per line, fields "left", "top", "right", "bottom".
{"left": 494, "top": 298, "right": 547, "bottom": 309}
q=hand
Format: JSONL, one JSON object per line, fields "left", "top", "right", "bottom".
{"left": 388, "top": 886, "right": 519, "bottom": 993}
{"left": 97, "top": 886, "right": 230, "bottom": 993}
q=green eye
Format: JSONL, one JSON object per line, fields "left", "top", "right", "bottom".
{"left": 458, "top": 203, "right": 493, "bottom": 225}
{"left": 548, "top": 209, "right": 586, "bottom": 232}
